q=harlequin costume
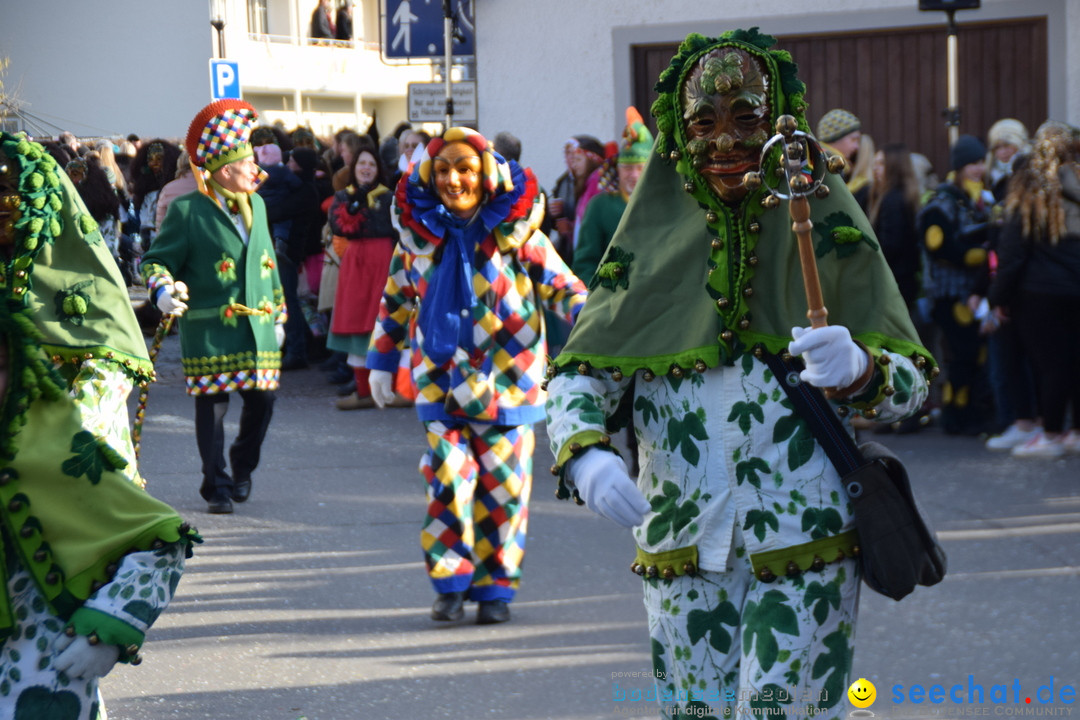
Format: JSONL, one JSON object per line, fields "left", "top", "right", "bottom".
{"left": 141, "top": 100, "right": 285, "bottom": 513}
{"left": 544, "top": 31, "right": 935, "bottom": 719}
{"left": 366, "top": 127, "right": 588, "bottom": 622}
{"left": 0, "top": 132, "right": 198, "bottom": 720}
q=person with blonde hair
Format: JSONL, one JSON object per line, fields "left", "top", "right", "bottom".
{"left": 988, "top": 121, "right": 1080, "bottom": 457}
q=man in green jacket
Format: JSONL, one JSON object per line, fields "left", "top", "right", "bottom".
{"left": 142, "top": 100, "right": 285, "bottom": 514}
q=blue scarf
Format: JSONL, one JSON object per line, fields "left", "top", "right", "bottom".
{"left": 409, "top": 160, "right": 525, "bottom": 367}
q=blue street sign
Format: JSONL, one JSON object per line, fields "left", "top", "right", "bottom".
{"left": 384, "top": 0, "right": 474, "bottom": 59}
{"left": 209, "top": 60, "right": 241, "bottom": 100}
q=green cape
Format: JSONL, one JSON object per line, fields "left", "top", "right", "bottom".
{"left": 0, "top": 132, "right": 196, "bottom": 638}
{"left": 554, "top": 31, "right": 932, "bottom": 376}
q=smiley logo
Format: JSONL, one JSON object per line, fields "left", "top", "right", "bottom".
{"left": 848, "top": 678, "right": 877, "bottom": 708}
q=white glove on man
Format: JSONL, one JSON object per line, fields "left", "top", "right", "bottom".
{"left": 275, "top": 324, "right": 285, "bottom": 349}
{"left": 370, "top": 369, "right": 395, "bottom": 408}
{"left": 53, "top": 632, "right": 121, "bottom": 680}
{"left": 567, "top": 448, "right": 651, "bottom": 528}
{"left": 155, "top": 280, "right": 188, "bottom": 316}
{"left": 789, "top": 325, "right": 870, "bottom": 391}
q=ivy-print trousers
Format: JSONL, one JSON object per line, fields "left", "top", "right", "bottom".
{"left": 419, "top": 421, "right": 533, "bottom": 602}
{"left": 641, "top": 527, "right": 859, "bottom": 720}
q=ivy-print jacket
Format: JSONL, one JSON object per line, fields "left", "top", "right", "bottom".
{"left": 545, "top": 351, "right": 927, "bottom": 574}
{"left": 142, "top": 190, "right": 285, "bottom": 395}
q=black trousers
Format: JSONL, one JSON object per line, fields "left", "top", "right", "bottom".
{"left": 194, "top": 389, "right": 275, "bottom": 498}
{"left": 1017, "top": 292, "right": 1080, "bottom": 434}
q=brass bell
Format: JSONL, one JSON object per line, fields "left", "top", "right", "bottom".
{"left": 694, "top": 360, "right": 707, "bottom": 373}
{"left": 683, "top": 562, "right": 697, "bottom": 575}
{"left": 630, "top": 562, "right": 644, "bottom": 575}
{"left": 577, "top": 363, "right": 589, "bottom": 375}
{"left": 786, "top": 561, "right": 802, "bottom": 576}
{"left": 716, "top": 297, "right": 730, "bottom": 309}
{"left": 671, "top": 366, "right": 683, "bottom": 378}
{"left": 883, "top": 386, "right": 896, "bottom": 397}
{"left": 642, "top": 370, "right": 655, "bottom": 382}
{"left": 738, "top": 318, "right": 750, "bottom": 330}
{"left": 785, "top": 143, "right": 805, "bottom": 163}
{"left": 742, "top": 171, "right": 763, "bottom": 191}
{"left": 810, "top": 555, "right": 826, "bottom": 572}
{"left": 790, "top": 175, "right": 810, "bottom": 194}
{"left": 684, "top": 181, "right": 696, "bottom": 193}
{"left": 761, "top": 194, "right": 780, "bottom": 209}
{"left": 706, "top": 211, "right": 719, "bottom": 224}
{"left": 758, "top": 567, "right": 776, "bottom": 582}
{"left": 747, "top": 255, "right": 759, "bottom": 266}
{"left": 711, "top": 238, "right": 723, "bottom": 251}
{"left": 863, "top": 408, "right": 878, "bottom": 419}
{"left": 826, "top": 155, "right": 847, "bottom": 175}
{"left": 611, "top": 370, "right": 623, "bottom": 382}
{"left": 670, "top": 149, "right": 681, "bottom": 161}
{"left": 775, "top": 114, "right": 798, "bottom": 136}
{"left": 879, "top": 354, "right": 891, "bottom": 365}
{"left": 748, "top": 222, "right": 760, "bottom": 234}
{"left": 662, "top": 566, "right": 676, "bottom": 580}
{"left": 815, "top": 184, "right": 830, "bottom": 199}
{"left": 720, "top": 330, "right": 733, "bottom": 342}
{"left": 742, "top": 287, "right": 754, "bottom": 298}
{"left": 646, "top": 565, "right": 659, "bottom": 578}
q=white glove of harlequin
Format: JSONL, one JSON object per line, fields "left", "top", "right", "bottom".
{"left": 53, "top": 632, "right": 121, "bottom": 680}
{"left": 155, "top": 281, "right": 188, "bottom": 316}
{"left": 275, "top": 324, "right": 285, "bottom": 349}
{"left": 567, "top": 449, "right": 650, "bottom": 529}
{"left": 370, "top": 369, "right": 395, "bottom": 408}
{"left": 789, "top": 325, "right": 870, "bottom": 390}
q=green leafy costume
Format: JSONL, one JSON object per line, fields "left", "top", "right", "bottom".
{"left": 0, "top": 133, "right": 197, "bottom": 720}
{"left": 544, "top": 31, "right": 934, "bottom": 719}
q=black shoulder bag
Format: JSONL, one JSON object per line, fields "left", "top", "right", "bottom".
{"left": 763, "top": 353, "right": 947, "bottom": 601}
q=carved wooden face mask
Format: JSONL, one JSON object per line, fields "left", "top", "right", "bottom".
{"left": 681, "top": 48, "right": 772, "bottom": 204}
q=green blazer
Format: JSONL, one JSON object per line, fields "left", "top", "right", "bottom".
{"left": 142, "top": 190, "right": 284, "bottom": 394}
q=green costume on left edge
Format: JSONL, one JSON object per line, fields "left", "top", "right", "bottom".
{"left": 0, "top": 132, "right": 198, "bottom": 720}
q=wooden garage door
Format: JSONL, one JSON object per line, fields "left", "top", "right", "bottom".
{"left": 631, "top": 18, "right": 1047, "bottom": 178}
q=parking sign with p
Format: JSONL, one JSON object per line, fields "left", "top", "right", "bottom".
{"left": 209, "top": 60, "right": 241, "bottom": 100}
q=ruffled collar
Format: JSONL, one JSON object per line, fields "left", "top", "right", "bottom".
{"left": 395, "top": 159, "right": 536, "bottom": 255}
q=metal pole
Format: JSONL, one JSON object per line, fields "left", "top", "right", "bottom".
{"left": 945, "top": 9, "right": 959, "bottom": 147}
{"left": 443, "top": 0, "right": 454, "bottom": 130}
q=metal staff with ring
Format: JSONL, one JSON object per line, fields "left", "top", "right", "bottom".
{"left": 742, "top": 114, "right": 846, "bottom": 329}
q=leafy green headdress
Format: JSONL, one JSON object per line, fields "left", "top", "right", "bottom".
{"left": 650, "top": 28, "right": 809, "bottom": 178}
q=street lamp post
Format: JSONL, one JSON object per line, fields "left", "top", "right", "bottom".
{"left": 918, "top": 0, "right": 981, "bottom": 147}
{"left": 210, "top": 0, "right": 227, "bottom": 59}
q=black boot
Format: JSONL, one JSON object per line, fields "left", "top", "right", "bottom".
{"left": 431, "top": 592, "right": 466, "bottom": 621}
{"left": 476, "top": 600, "right": 510, "bottom": 625}
{"left": 232, "top": 477, "right": 252, "bottom": 502}
{"left": 207, "top": 490, "right": 234, "bottom": 514}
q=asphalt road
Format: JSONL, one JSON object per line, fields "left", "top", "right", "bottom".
{"left": 100, "top": 335, "right": 1080, "bottom": 720}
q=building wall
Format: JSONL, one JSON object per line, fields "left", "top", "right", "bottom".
{"left": 475, "top": 0, "right": 1077, "bottom": 188}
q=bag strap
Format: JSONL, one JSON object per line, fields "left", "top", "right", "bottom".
{"left": 761, "top": 352, "right": 867, "bottom": 476}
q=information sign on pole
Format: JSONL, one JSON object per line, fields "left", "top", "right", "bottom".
{"left": 408, "top": 81, "right": 477, "bottom": 124}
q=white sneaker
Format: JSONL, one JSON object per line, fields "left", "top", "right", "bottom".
{"left": 986, "top": 423, "right": 1041, "bottom": 451}
{"left": 1011, "top": 432, "right": 1067, "bottom": 459}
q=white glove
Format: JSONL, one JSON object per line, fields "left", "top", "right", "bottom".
{"left": 370, "top": 369, "right": 395, "bottom": 408}
{"left": 567, "top": 448, "right": 650, "bottom": 528}
{"left": 275, "top": 324, "right": 285, "bottom": 348}
{"left": 789, "top": 325, "right": 870, "bottom": 390}
{"left": 155, "top": 280, "right": 188, "bottom": 316}
{"left": 53, "top": 633, "right": 121, "bottom": 680}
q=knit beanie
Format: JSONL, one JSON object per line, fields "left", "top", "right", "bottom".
{"left": 289, "top": 146, "right": 319, "bottom": 178}
{"left": 816, "top": 109, "right": 860, "bottom": 144}
{"left": 567, "top": 135, "right": 605, "bottom": 163}
{"left": 950, "top": 134, "right": 987, "bottom": 171}
{"left": 987, "top": 118, "right": 1029, "bottom": 152}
